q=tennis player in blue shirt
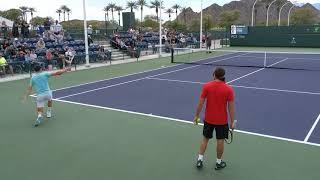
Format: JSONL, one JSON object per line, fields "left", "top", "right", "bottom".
{"left": 23, "top": 65, "right": 69, "bottom": 127}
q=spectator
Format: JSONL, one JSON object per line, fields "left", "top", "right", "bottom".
{"left": 0, "top": 53, "right": 13, "bottom": 76}
{"left": 21, "top": 21, "right": 30, "bottom": 38}
{"left": 152, "top": 42, "right": 157, "bottom": 54}
{"left": 206, "top": 33, "right": 213, "bottom": 53}
{"left": 37, "top": 25, "right": 45, "bottom": 36}
{"left": 64, "top": 48, "right": 75, "bottom": 68}
{"left": 46, "top": 49, "right": 54, "bottom": 70}
{"left": 51, "top": 20, "right": 63, "bottom": 35}
{"left": 87, "top": 25, "right": 93, "bottom": 45}
{"left": 12, "top": 21, "right": 20, "bottom": 38}
{"left": 1, "top": 21, "right": 8, "bottom": 39}
{"left": 30, "top": 50, "right": 38, "bottom": 61}
{"left": 36, "top": 38, "right": 46, "bottom": 50}
{"left": 4, "top": 45, "right": 17, "bottom": 59}
{"left": 87, "top": 25, "right": 93, "bottom": 36}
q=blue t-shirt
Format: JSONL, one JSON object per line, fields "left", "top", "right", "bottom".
{"left": 30, "top": 72, "right": 51, "bottom": 95}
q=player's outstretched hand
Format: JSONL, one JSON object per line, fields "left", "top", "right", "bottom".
{"left": 230, "top": 120, "right": 237, "bottom": 130}
{"left": 193, "top": 116, "right": 200, "bottom": 125}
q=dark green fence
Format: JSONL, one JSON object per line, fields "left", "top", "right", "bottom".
{"left": 230, "top": 26, "right": 320, "bottom": 48}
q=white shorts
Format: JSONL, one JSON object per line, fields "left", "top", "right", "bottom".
{"left": 36, "top": 91, "right": 53, "bottom": 108}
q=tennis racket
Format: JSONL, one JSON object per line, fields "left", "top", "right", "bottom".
{"left": 225, "top": 120, "right": 237, "bottom": 144}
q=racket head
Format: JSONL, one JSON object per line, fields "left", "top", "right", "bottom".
{"left": 224, "top": 129, "right": 233, "bottom": 144}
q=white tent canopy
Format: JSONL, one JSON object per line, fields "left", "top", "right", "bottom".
{"left": 0, "top": 16, "right": 13, "bottom": 27}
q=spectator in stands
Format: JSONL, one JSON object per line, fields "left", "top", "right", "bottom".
{"left": 0, "top": 53, "right": 13, "bottom": 76}
{"left": 152, "top": 42, "right": 157, "bottom": 54}
{"left": 2, "top": 40, "right": 10, "bottom": 50}
{"left": 21, "top": 21, "right": 30, "bottom": 38}
{"left": 87, "top": 25, "right": 93, "bottom": 45}
{"left": 13, "top": 38, "right": 21, "bottom": 48}
{"left": 51, "top": 20, "right": 63, "bottom": 35}
{"left": 36, "top": 38, "right": 46, "bottom": 50}
{"left": 30, "top": 50, "right": 38, "bottom": 61}
{"left": 1, "top": 21, "right": 8, "bottom": 39}
{"left": 64, "top": 47, "right": 75, "bottom": 67}
{"left": 17, "top": 51, "right": 26, "bottom": 62}
{"left": 87, "top": 25, "right": 93, "bottom": 36}
{"left": 4, "top": 45, "right": 17, "bottom": 59}
{"left": 37, "top": 25, "right": 45, "bottom": 37}
{"left": 46, "top": 49, "right": 54, "bottom": 70}
{"left": 12, "top": 21, "right": 20, "bottom": 38}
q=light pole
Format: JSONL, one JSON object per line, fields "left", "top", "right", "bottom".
{"left": 200, "top": 0, "right": 203, "bottom": 49}
{"left": 159, "top": 0, "right": 162, "bottom": 57}
{"left": 83, "top": 0, "right": 90, "bottom": 67}
{"left": 278, "top": 1, "right": 290, "bottom": 26}
{"left": 266, "top": 0, "right": 277, "bottom": 26}
{"left": 287, "top": 5, "right": 295, "bottom": 26}
{"left": 251, "top": 0, "right": 259, "bottom": 26}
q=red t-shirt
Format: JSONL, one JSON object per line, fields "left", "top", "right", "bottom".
{"left": 201, "top": 81, "right": 234, "bottom": 125}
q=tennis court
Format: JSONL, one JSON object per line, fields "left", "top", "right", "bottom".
{"left": 1, "top": 49, "right": 320, "bottom": 180}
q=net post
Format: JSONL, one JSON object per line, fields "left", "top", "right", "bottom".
{"left": 171, "top": 48, "right": 174, "bottom": 63}
{"left": 264, "top": 51, "right": 267, "bottom": 67}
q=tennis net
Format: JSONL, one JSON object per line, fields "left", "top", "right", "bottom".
{"left": 170, "top": 48, "right": 320, "bottom": 71}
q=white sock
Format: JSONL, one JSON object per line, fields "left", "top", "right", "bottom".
{"left": 198, "top": 154, "right": 204, "bottom": 161}
{"left": 216, "top": 159, "right": 222, "bottom": 164}
{"left": 37, "top": 113, "right": 42, "bottom": 118}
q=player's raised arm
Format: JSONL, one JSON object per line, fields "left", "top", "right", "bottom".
{"left": 50, "top": 67, "right": 71, "bottom": 76}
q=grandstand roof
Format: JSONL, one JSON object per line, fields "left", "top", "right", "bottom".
{"left": 0, "top": 16, "right": 13, "bottom": 27}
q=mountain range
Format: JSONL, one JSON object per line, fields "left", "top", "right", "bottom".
{"left": 176, "top": 0, "right": 320, "bottom": 26}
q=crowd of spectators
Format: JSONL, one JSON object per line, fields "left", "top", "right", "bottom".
{"left": 110, "top": 27, "right": 199, "bottom": 57}
{"left": 0, "top": 20, "right": 111, "bottom": 77}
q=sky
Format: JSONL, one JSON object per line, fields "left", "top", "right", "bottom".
{"left": 0, "top": 0, "right": 318, "bottom": 23}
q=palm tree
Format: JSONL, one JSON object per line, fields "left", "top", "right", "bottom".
{"left": 103, "top": 6, "right": 110, "bottom": 21}
{"left": 115, "top": 6, "right": 124, "bottom": 26}
{"left": 103, "top": 6, "right": 110, "bottom": 34}
{"left": 108, "top": 3, "right": 116, "bottom": 22}
{"left": 66, "top": 7, "right": 71, "bottom": 21}
{"left": 137, "top": 0, "right": 147, "bottom": 24}
{"left": 29, "top": 7, "right": 36, "bottom": 20}
{"left": 166, "top": 8, "right": 174, "bottom": 21}
{"left": 172, "top": 4, "right": 181, "bottom": 20}
{"left": 149, "top": 0, "right": 162, "bottom": 23}
{"left": 126, "top": 1, "right": 137, "bottom": 13}
{"left": 56, "top": 9, "right": 62, "bottom": 22}
{"left": 19, "top": 6, "right": 28, "bottom": 21}
{"left": 60, "top": 5, "right": 68, "bottom": 21}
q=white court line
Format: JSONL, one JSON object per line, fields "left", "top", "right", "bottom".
{"left": 227, "top": 58, "right": 289, "bottom": 84}
{"left": 52, "top": 98, "right": 320, "bottom": 147}
{"left": 56, "top": 53, "right": 250, "bottom": 100}
{"left": 52, "top": 52, "right": 243, "bottom": 92}
{"left": 232, "top": 85, "right": 320, "bottom": 95}
{"left": 146, "top": 77, "right": 204, "bottom": 85}
{"left": 147, "top": 77, "right": 320, "bottom": 95}
{"left": 304, "top": 114, "right": 320, "bottom": 142}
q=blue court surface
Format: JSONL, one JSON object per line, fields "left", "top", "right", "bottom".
{"left": 52, "top": 52, "right": 320, "bottom": 146}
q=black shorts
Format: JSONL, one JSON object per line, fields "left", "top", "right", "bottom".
{"left": 203, "top": 122, "right": 229, "bottom": 139}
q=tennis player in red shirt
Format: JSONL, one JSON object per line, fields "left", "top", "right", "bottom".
{"left": 194, "top": 67, "right": 235, "bottom": 170}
